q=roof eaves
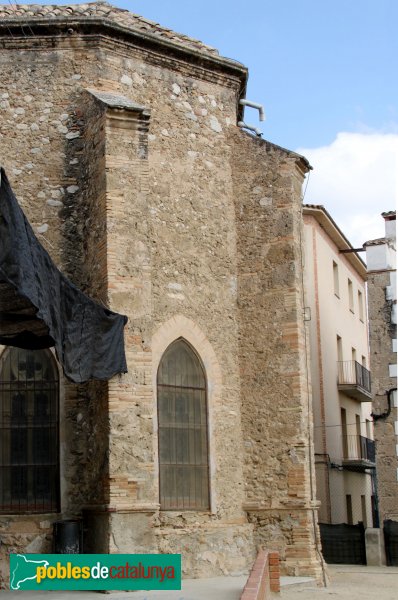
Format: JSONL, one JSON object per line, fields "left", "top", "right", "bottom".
{"left": 0, "top": 7, "right": 248, "bottom": 90}
{"left": 303, "top": 204, "right": 367, "bottom": 276}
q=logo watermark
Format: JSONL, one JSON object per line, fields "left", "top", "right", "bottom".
{"left": 10, "top": 553, "right": 181, "bottom": 591}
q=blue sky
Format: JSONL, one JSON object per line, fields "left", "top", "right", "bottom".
{"left": 116, "top": 0, "right": 397, "bottom": 151}
{"left": 35, "top": 1, "right": 398, "bottom": 243}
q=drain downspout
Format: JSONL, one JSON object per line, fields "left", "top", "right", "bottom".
{"left": 372, "top": 388, "right": 397, "bottom": 421}
{"left": 238, "top": 99, "right": 265, "bottom": 137}
{"left": 239, "top": 99, "right": 265, "bottom": 121}
{"left": 237, "top": 120, "right": 263, "bottom": 136}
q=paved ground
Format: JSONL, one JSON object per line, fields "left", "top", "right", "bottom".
{"left": 1, "top": 565, "right": 398, "bottom": 599}
{"left": 0, "top": 575, "right": 247, "bottom": 600}
{"left": 281, "top": 565, "right": 398, "bottom": 600}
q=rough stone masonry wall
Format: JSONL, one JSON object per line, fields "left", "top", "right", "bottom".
{"left": 0, "top": 40, "right": 110, "bottom": 584}
{"left": 96, "top": 42, "right": 256, "bottom": 576}
{"left": 0, "top": 29, "right": 255, "bottom": 578}
{"left": 0, "top": 21, "right": 323, "bottom": 580}
{"left": 368, "top": 271, "right": 398, "bottom": 522}
{"left": 231, "top": 132, "right": 323, "bottom": 580}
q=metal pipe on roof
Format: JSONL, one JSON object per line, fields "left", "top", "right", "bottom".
{"left": 372, "top": 388, "right": 397, "bottom": 421}
{"left": 239, "top": 99, "right": 265, "bottom": 121}
{"left": 237, "top": 121, "right": 262, "bottom": 137}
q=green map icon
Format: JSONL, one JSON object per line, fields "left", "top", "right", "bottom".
{"left": 10, "top": 554, "right": 50, "bottom": 590}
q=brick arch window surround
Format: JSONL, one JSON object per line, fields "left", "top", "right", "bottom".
{"left": 157, "top": 339, "right": 210, "bottom": 510}
{"left": 0, "top": 347, "right": 59, "bottom": 513}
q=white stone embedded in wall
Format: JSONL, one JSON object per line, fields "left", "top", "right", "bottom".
{"left": 167, "top": 292, "right": 185, "bottom": 300}
{"left": 167, "top": 283, "right": 183, "bottom": 291}
{"left": 121, "top": 74, "right": 133, "bottom": 86}
{"left": 209, "top": 116, "right": 222, "bottom": 132}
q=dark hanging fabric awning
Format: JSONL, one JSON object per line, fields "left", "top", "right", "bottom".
{"left": 0, "top": 167, "right": 128, "bottom": 383}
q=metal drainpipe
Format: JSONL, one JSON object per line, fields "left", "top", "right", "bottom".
{"left": 238, "top": 99, "right": 265, "bottom": 137}
{"left": 239, "top": 99, "right": 266, "bottom": 121}
{"left": 372, "top": 387, "right": 397, "bottom": 421}
{"left": 237, "top": 121, "right": 262, "bottom": 136}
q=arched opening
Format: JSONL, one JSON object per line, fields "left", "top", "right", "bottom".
{"left": 157, "top": 339, "right": 210, "bottom": 510}
{"left": 0, "top": 347, "right": 59, "bottom": 513}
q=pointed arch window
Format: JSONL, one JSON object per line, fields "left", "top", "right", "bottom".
{"left": 157, "top": 339, "right": 210, "bottom": 510}
{"left": 0, "top": 348, "right": 59, "bottom": 513}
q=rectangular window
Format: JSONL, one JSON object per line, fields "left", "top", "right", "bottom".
{"left": 361, "top": 495, "right": 368, "bottom": 527}
{"left": 356, "top": 413, "right": 361, "bottom": 437}
{"left": 348, "top": 279, "right": 354, "bottom": 312}
{"left": 333, "top": 261, "right": 340, "bottom": 297}
{"left": 352, "top": 347, "right": 357, "bottom": 362}
{"left": 341, "top": 408, "right": 348, "bottom": 458}
{"left": 358, "top": 290, "right": 364, "bottom": 321}
{"left": 371, "top": 496, "right": 376, "bottom": 527}
{"left": 337, "top": 336, "right": 343, "bottom": 362}
{"left": 366, "top": 419, "right": 372, "bottom": 440}
{"left": 346, "top": 495, "right": 353, "bottom": 525}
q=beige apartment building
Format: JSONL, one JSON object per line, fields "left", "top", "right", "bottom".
{"left": 303, "top": 206, "right": 374, "bottom": 529}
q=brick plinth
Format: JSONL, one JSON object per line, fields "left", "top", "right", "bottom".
{"left": 241, "top": 550, "right": 280, "bottom": 600}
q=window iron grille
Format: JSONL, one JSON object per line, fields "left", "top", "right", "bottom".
{"left": 0, "top": 348, "right": 59, "bottom": 514}
{"left": 157, "top": 339, "right": 210, "bottom": 511}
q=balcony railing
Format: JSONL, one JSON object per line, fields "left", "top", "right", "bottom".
{"left": 337, "top": 360, "right": 371, "bottom": 401}
{"left": 342, "top": 435, "right": 375, "bottom": 464}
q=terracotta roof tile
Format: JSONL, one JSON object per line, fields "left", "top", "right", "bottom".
{"left": 0, "top": 2, "right": 220, "bottom": 57}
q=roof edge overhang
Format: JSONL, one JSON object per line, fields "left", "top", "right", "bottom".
{"left": 303, "top": 204, "right": 367, "bottom": 279}
{"left": 0, "top": 16, "right": 248, "bottom": 97}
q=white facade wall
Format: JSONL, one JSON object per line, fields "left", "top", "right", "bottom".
{"left": 304, "top": 210, "right": 372, "bottom": 526}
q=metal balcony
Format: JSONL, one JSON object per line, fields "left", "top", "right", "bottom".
{"left": 342, "top": 435, "right": 376, "bottom": 470}
{"left": 337, "top": 360, "right": 372, "bottom": 401}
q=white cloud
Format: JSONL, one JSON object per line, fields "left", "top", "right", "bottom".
{"left": 297, "top": 132, "right": 398, "bottom": 248}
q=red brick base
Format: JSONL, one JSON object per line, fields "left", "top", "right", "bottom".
{"left": 240, "top": 550, "right": 280, "bottom": 600}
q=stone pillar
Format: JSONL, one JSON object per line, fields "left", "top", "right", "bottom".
{"left": 103, "top": 96, "right": 158, "bottom": 552}
{"left": 365, "top": 528, "right": 387, "bottom": 566}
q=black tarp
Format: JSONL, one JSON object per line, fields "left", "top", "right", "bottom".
{"left": 0, "top": 167, "right": 127, "bottom": 383}
{"left": 384, "top": 520, "right": 398, "bottom": 566}
{"left": 319, "top": 522, "right": 366, "bottom": 565}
